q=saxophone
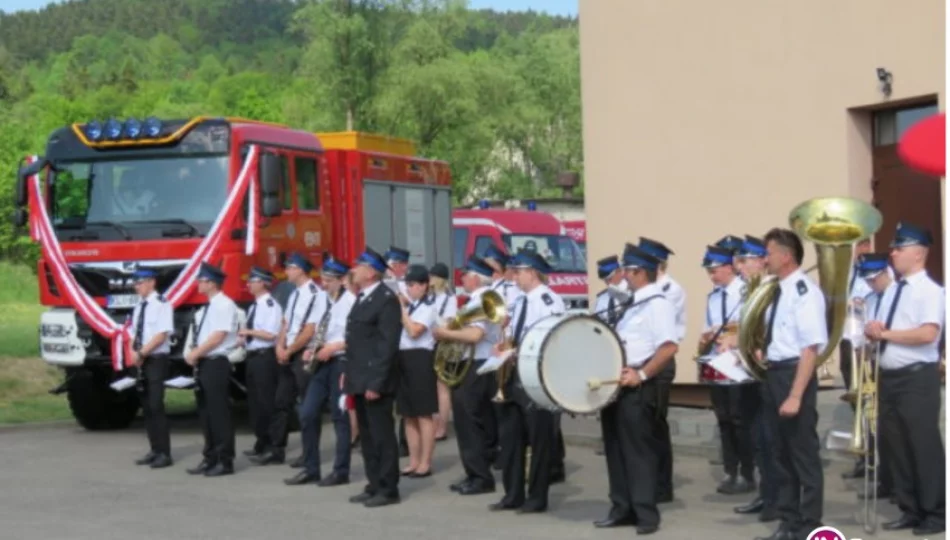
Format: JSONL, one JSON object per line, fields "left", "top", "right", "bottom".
{"left": 304, "top": 294, "right": 334, "bottom": 374}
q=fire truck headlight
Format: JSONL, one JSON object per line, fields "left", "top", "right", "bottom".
{"left": 104, "top": 118, "right": 123, "bottom": 140}
{"left": 144, "top": 117, "right": 163, "bottom": 138}
{"left": 84, "top": 120, "right": 103, "bottom": 142}
{"left": 123, "top": 118, "right": 143, "bottom": 139}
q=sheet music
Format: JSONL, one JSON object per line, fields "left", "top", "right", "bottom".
{"left": 165, "top": 376, "right": 196, "bottom": 389}
{"left": 476, "top": 348, "right": 515, "bottom": 375}
{"left": 110, "top": 377, "right": 136, "bottom": 392}
{"left": 706, "top": 351, "right": 754, "bottom": 383}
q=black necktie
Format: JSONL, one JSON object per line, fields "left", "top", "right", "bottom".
{"left": 287, "top": 291, "right": 299, "bottom": 328}
{"left": 513, "top": 296, "right": 528, "bottom": 346}
{"left": 879, "top": 279, "right": 907, "bottom": 354}
{"left": 408, "top": 301, "right": 419, "bottom": 315}
{"left": 133, "top": 300, "right": 147, "bottom": 350}
{"left": 356, "top": 292, "right": 365, "bottom": 303}
{"left": 873, "top": 291, "right": 884, "bottom": 318}
{"left": 246, "top": 303, "right": 257, "bottom": 344}
{"left": 720, "top": 289, "right": 728, "bottom": 323}
{"left": 607, "top": 296, "right": 616, "bottom": 325}
{"left": 762, "top": 287, "right": 783, "bottom": 352}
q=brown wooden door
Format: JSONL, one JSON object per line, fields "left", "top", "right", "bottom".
{"left": 872, "top": 144, "right": 944, "bottom": 285}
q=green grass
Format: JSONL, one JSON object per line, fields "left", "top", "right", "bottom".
{"left": 0, "top": 262, "right": 196, "bottom": 425}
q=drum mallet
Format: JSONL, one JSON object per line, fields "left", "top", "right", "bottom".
{"left": 587, "top": 378, "right": 621, "bottom": 391}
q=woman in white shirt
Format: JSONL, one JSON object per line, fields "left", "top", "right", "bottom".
{"left": 398, "top": 264, "right": 440, "bottom": 477}
{"left": 428, "top": 262, "right": 457, "bottom": 441}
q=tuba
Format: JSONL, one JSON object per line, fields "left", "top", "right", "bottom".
{"left": 433, "top": 289, "right": 506, "bottom": 387}
{"left": 737, "top": 197, "right": 882, "bottom": 379}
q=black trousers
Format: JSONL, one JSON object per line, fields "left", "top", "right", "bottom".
{"left": 244, "top": 347, "right": 278, "bottom": 452}
{"left": 762, "top": 362, "right": 822, "bottom": 532}
{"left": 354, "top": 393, "right": 399, "bottom": 498}
{"left": 839, "top": 340, "right": 855, "bottom": 397}
{"left": 452, "top": 359, "right": 497, "bottom": 486}
{"left": 498, "top": 379, "right": 557, "bottom": 509}
{"left": 269, "top": 353, "right": 310, "bottom": 452}
{"left": 654, "top": 360, "right": 675, "bottom": 500}
{"left": 753, "top": 389, "right": 779, "bottom": 505}
{"left": 710, "top": 383, "right": 758, "bottom": 479}
{"left": 139, "top": 354, "right": 170, "bottom": 455}
{"left": 552, "top": 417, "right": 565, "bottom": 475}
{"left": 196, "top": 355, "right": 235, "bottom": 464}
{"left": 879, "top": 362, "right": 945, "bottom": 524}
{"left": 601, "top": 383, "right": 661, "bottom": 528}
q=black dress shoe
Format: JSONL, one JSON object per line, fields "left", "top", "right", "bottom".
{"left": 349, "top": 492, "right": 374, "bottom": 504}
{"left": 488, "top": 500, "right": 521, "bottom": 511}
{"left": 249, "top": 451, "right": 284, "bottom": 466}
{"left": 734, "top": 497, "right": 764, "bottom": 514}
{"left": 549, "top": 470, "right": 566, "bottom": 484}
{"left": 656, "top": 493, "right": 673, "bottom": 503}
{"left": 759, "top": 505, "right": 780, "bottom": 523}
{"left": 459, "top": 482, "right": 495, "bottom": 495}
{"left": 135, "top": 452, "right": 158, "bottom": 466}
{"left": 912, "top": 518, "right": 945, "bottom": 536}
{"left": 149, "top": 454, "right": 173, "bottom": 469}
{"left": 284, "top": 471, "right": 320, "bottom": 485}
{"left": 317, "top": 473, "right": 349, "bottom": 487}
{"left": 594, "top": 515, "right": 635, "bottom": 528}
{"left": 883, "top": 514, "right": 920, "bottom": 531}
{"left": 636, "top": 525, "right": 659, "bottom": 535}
{"left": 187, "top": 460, "right": 214, "bottom": 475}
{"left": 243, "top": 448, "right": 262, "bottom": 457}
{"left": 516, "top": 505, "right": 546, "bottom": 514}
{"left": 204, "top": 462, "right": 234, "bottom": 477}
{"left": 364, "top": 493, "right": 400, "bottom": 507}
{"left": 450, "top": 479, "right": 471, "bottom": 492}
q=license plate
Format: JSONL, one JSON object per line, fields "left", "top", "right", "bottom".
{"left": 107, "top": 294, "right": 139, "bottom": 309}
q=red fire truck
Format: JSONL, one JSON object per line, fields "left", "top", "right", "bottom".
{"left": 452, "top": 202, "right": 588, "bottom": 309}
{"left": 12, "top": 117, "right": 452, "bottom": 430}
{"left": 562, "top": 219, "right": 586, "bottom": 258}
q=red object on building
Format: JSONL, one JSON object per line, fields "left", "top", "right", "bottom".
{"left": 897, "top": 112, "right": 945, "bottom": 176}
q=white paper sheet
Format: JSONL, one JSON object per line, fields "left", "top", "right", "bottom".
{"left": 476, "top": 348, "right": 515, "bottom": 376}
{"left": 110, "top": 377, "right": 136, "bottom": 392}
{"left": 165, "top": 376, "right": 196, "bottom": 389}
{"left": 706, "top": 351, "right": 754, "bottom": 383}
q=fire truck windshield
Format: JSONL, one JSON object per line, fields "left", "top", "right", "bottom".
{"left": 49, "top": 155, "right": 229, "bottom": 237}
{"left": 502, "top": 234, "right": 586, "bottom": 273}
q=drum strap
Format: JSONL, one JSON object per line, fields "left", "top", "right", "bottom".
{"left": 614, "top": 293, "right": 663, "bottom": 326}
{"left": 513, "top": 296, "right": 528, "bottom": 345}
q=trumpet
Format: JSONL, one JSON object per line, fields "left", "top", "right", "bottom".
{"left": 433, "top": 290, "right": 506, "bottom": 387}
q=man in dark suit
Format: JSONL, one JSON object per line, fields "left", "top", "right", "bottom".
{"left": 344, "top": 247, "right": 403, "bottom": 508}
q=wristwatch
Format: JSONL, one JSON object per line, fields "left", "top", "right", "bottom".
{"left": 637, "top": 369, "right": 648, "bottom": 382}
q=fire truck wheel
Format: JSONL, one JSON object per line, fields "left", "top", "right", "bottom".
{"left": 66, "top": 368, "right": 141, "bottom": 431}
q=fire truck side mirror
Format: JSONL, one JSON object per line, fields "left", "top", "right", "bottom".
{"left": 259, "top": 152, "right": 282, "bottom": 218}
{"left": 12, "top": 208, "right": 28, "bottom": 228}
{"left": 15, "top": 159, "right": 44, "bottom": 207}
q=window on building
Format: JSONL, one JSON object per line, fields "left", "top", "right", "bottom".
{"left": 874, "top": 103, "right": 939, "bottom": 146}
{"left": 295, "top": 157, "right": 319, "bottom": 211}
{"left": 453, "top": 227, "right": 469, "bottom": 268}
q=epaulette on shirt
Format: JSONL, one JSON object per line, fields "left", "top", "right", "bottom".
{"left": 662, "top": 283, "right": 671, "bottom": 292}
{"left": 423, "top": 294, "right": 435, "bottom": 305}
{"left": 796, "top": 280, "right": 808, "bottom": 296}
{"left": 541, "top": 292, "right": 554, "bottom": 306}
{"left": 308, "top": 282, "right": 318, "bottom": 293}
{"left": 266, "top": 298, "right": 275, "bottom": 307}
{"left": 157, "top": 294, "right": 166, "bottom": 302}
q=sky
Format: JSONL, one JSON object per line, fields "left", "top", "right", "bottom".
{"left": 3, "top": 0, "right": 577, "bottom": 16}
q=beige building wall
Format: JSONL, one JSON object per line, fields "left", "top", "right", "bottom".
{"left": 579, "top": 0, "right": 945, "bottom": 384}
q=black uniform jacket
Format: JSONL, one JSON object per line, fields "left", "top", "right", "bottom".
{"left": 343, "top": 282, "right": 402, "bottom": 395}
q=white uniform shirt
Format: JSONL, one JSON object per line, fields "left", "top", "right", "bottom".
{"left": 657, "top": 274, "right": 687, "bottom": 342}
{"left": 847, "top": 264, "right": 874, "bottom": 303}
{"left": 431, "top": 292, "right": 458, "bottom": 321}
{"left": 466, "top": 286, "right": 504, "bottom": 359}
{"left": 508, "top": 284, "right": 566, "bottom": 346}
{"left": 324, "top": 290, "right": 356, "bottom": 356}
{"left": 283, "top": 280, "right": 320, "bottom": 347}
{"left": 195, "top": 292, "right": 240, "bottom": 357}
{"left": 615, "top": 283, "right": 677, "bottom": 368}
{"left": 245, "top": 292, "right": 282, "bottom": 351}
{"left": 764, "top": 269, "right": 828, "bottom": 361}
{"left": 491, "top": 278, "right": 520, "bottom": 311}
{"left": 704, "top": 276, "right": 744, "bottom": 332}
{"left": 400, "top": 297, "right": 437, "bottom": 350}
{"left": 130, "top": 291, "right": 174, "bottom": 355}
{"left": 872, "top": 270, "right": 945, "bottom": 369}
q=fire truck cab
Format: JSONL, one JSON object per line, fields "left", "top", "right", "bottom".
{"left": 13, "top": 117, "right": 452, "bottom": 430}
{"left": 452, "top": 202, "right": 588, "bottom": 309}
{"left": 563, "top": 219, "right": 586, "bottom": 259}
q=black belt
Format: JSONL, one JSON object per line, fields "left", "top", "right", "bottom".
{"left": 881, "top": 361, "right": 932, "bottom": 375}
{"left": 246, "top": 347, "right": 275, "bottom": 356}
{"left": 765, "top": 358, "right": 799, "bottom": 370}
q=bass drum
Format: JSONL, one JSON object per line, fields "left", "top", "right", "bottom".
{"left": 517, "top": 313, "right": 626, "bottom": 415}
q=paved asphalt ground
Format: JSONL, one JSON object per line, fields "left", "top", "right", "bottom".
{"left": 1, "top": 416, "right": 940, "bottom": 540}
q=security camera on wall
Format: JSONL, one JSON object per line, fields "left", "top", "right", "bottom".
{"left": 876, "top": 67, "right": 893, "bottom": 98}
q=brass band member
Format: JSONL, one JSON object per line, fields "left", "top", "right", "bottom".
{"left": 701, "top": 243, "right": 757, "bottom": 495}
{"left": 432, "top": 255, "right": 501, "bottom": 495}
{"left": 594, "top": 243, "right": 677, "bottom": 535}
{"left": 484, "top": 243, "right": 522, "bottom": 308}
{"left": 491, "top": 251, "right": 565, "bottom": 514}
{"left": 592, "top": 255, "right": 627, "bottom": 457}
{"left": 397, "top": 265, "right": 440, "bottom": 478}
{"left": 185, "top": 263, "right": 240, "bottom": 477}
{"left": 285, "top": 257, "right": 355, "bottom": 487}
{"left": 867, "top": 222, "right": 945, "bottom": 536}
{"left": 385, "top": 246, "right": 412, "bottom": 459}
{"left": 733, "top": 235, "right": 779, "bottom": 522}
{"left": 252, "top": 253, "right": 326, "bottom": 466}
{"left": 239, "top": 267, "right": 282, "bottom": 461}
{"left": 427, "top": 262, "right": 457, "bottom": 441}
{"left": 637, "top": 237, "right": 684, "bottom": 503}
{"left": 755, "top": 229, "right": 827, "bottom": 540}
{"left": 839, "top": 238, "right": 873, "bottom": 481}
{"left": 345, "top": 247, "right": 403, "bottom": 508}
{"left": 130, "top": 267, "right": 174, "bottom": 469}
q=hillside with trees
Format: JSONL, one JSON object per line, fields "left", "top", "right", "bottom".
{"left": 0, "top": 0, "right": 582, "bottom": 264}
